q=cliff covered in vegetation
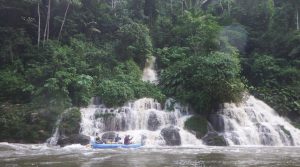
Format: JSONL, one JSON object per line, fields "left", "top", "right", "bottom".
{"left": 0, "top": 0, "right": 299, "bottom": 142}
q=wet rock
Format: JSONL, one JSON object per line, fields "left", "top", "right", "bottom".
{"left": 57, "top": 134, "right": 90, "bottom": 147}
{"left": 202, "top": 132, "right": 227, "bottom": 146}
{"left": 209, "top": 114, "right": 225, "bottom": 132}
{"left": 160, "top": 126, "right": 181, "bottom": 146}
{"left": 184, "top": 116, "right": 208, "bottom": 139}
{"left": 148, "top": 112, "right": 161, "bottom": 131}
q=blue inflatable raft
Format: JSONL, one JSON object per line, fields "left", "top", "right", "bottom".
{"left": 92, "top": 143, "right": 142, "bottom": 149}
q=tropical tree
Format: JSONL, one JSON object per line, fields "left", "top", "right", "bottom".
{"left": 58, "top": 0, "right": 82, "bottom": 41}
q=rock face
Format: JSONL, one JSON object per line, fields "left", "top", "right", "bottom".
{"left": 148, "top": 112, "right": 161, "bottom": 131}
{"left": 209, "top": 114, "right": 225, "bottom": 132}
{"left": 101, "top": 131, "right": 116, "bottom": 142}
{"left": 57, "top": 134, "right": 90, "bottom": 147}
{"left": 160, "top": 126, "right": 181, "bottom": 146}
{"left": 202, "top": 132, "right": 227, "bottom": 146}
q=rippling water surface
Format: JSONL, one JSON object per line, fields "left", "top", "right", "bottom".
{"left": 1, "top": 143, "right": 300, "bottom": 167}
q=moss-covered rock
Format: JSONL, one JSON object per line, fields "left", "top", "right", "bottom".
{"left": 184, "top": 116, "right": 208, "bottom": 139}
{"left": 59, "top": 108, "right": 81, "bottom": 136}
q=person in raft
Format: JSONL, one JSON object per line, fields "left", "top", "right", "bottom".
{"left": 124, "top": 135, "right": 133, "bottom": 145}
{"left": 95, "top": 133, "right": 103, "bottom": 144}
{"left": 114, "top": 134, "right": 122, "bottom": 143}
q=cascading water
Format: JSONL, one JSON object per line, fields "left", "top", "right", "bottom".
{"left": 142, "top": 56, "right": 158, "bottom": 84}
{"left": 47, "top": 109, "right": 71, "bottom": 146}
{"left": 210, "top": 95, "right": 300, "bottom": 146}
{"left": 80, "top": 98, "right": 200, "bottom": 146}
{"left": 50, "top": 55, "right": 300, "bottom": 147}
{"left": 79, "top": 56, "right": 201, "bottom": 146}
{"left": 46, "top": 117, "right": 62, "bottom": 146}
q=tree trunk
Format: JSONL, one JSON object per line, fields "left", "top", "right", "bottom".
{"left": 46, "top": 0, "right": 51, "bottom": 41}
{"left": 111, "top": 0, "right": 113, "bottom": 8}
{"left": 228, "top": 0, "right": 231, "bottom": 16}
{"left": 201, "top": 0, "right": 209, "bottom": 6}
{"left": 183, "top": 0, "right": 188, "bottom": 9}
{"left": 297, "top": 7, "right": 299, "bottom": 30}
{"left": 181, "top": 0, "right": 184, "bottom": 14}
{"left": 58, "top": 2, "right": 70, "bottom": 41}
{"left": 219, "top": 0, "right": 224, "bottom": 12}
{"left": 43, "top": 20, "right": 48, "bottom": 45}
{"left": 43, "top": 0, "right": 51, "bottom": 45}
{"left": 37, "top": 0, "right": 41, "bottom": 48}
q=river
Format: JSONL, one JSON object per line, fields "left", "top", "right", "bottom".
{"left": 1, "top": 143, "right": 300, "bottom": 167}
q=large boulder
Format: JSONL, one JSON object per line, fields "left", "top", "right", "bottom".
{"left": 160, "top": 126, "right": 181, "bottom": 146}
{"left": 59, "top": 108, "right": 81, "bottom": 136}
{"left": 184, "top": 116, "right": 208, "bottom": 139}
{"left": 202, "top": 132, "right": 227, "bottom": 146}
{"left": 148, "top": 112, "right": 161, "bottom": 131}
{"left": 57, "top": 134, "right": 90, "bottom": 147}
{"left": 101, "top": 131, "right": 116, "bottom": 143}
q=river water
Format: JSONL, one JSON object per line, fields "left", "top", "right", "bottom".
{"left": 1, "top": 143, "right": 300, "bottom": 167}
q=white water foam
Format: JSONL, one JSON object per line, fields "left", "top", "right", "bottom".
{"left": 215, "top": 96, "right": 300, "bottom": 146}
{"left": 80, "top": 98, "right": 202, "bottom": 146}
{"left": 142, "top": 56, "right": 158, "bottom": 84}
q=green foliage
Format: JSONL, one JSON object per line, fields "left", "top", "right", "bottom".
{"left": 97, "top": 79, "right": 135, "bottom": 107}
{"left": 0, "top": 0, "right": 300, "bottom": 143}
{"left": 0, "top": 27, "right": 32, "bottom": 68}
{"left": 293, "top": 123, "right": 300, "bottom": 129}
{"left": 0, "top": 70, "right": 30, "bottom": 102}
{"left": 0, "top": 103, "right": 54, "bottom": 143}
{"left": 96, "top": 59, "right": 165, "bottom": 107}
{"left": 59, "top": 108, "right": 81, "bottom": 136}
{"left": 161, "top": 51, "right": 245, "bottom": 113}
{"left": 184, "top": 116, "right": 208, "bottom": 139}
{"left": 116, "top": 22, "right": 153, "bottom": 67}
{"left": 171, "top": 11, "right": 220, "bottom": 54}
{"left": 24, "top": 38, "right": 112, "bottom": 107}
{"left": 156, "top": 47, "right": 189, "bottom": 69}
{"left": 250, "top": 54, "right": 281, "bottom": 85}
{"left": 245, "top": 54, "right": 300, "bottom": 116}
{"left": 219, "top": 24, "right": 248, "bottom": 53}
{"left": 252, "top": 86, "right": 300, "bottom": 116}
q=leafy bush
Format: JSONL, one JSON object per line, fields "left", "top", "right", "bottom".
{"left": 0, "top": 103, "right": 54, "bottom": 143}
{"left": 161, "top": 51, "right": 245, "bottom": 113}
{"left": 116, "top": 22, "right": 153, "bottom": 67}
{"left": 97, "top": 80, "right": 135, "bottom": 107}
{"left": 0, "top": 70, "right": 30, "bottom": 102}
{"left": 96, "top": 59, "right": 166, "bottom": 107}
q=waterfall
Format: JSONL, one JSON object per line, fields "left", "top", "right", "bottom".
{"left": 47, "top": 55, "right": 300, "bottom": 147}
{"left": 210, "top": 95, "right": 300, "bottom": 146}
{"left": 79, "top": 56, "right": 201, "bottom": 146}
{"left": 79, "top": 98, "right": 201, "bottom": 146}
{"left": 47, "top": 117, "right": 61, "bottom": 146}
{"left": 142, "top": 56, "right": 158, "bottom": 84}
{"left": 47, "top": 108, "right": 77, "bottom": 146}
{"left": 46, "top": 109, "right": 68, "bottom": 146}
